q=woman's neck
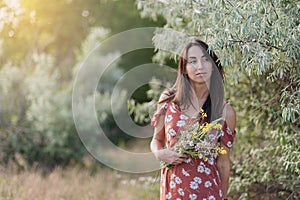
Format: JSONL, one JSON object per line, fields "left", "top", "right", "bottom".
{"left": 180, "top": 81, "right": 209, "bottom": 115}
{"left": 190, "top": 81, "right": 210, "bottom": 103}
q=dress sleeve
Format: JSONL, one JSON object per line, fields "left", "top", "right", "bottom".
{"left": 151, "top": 102, "right": 168, "bottom": 127}
{"left": 220, "top": 120, "right": 236, "bottom": 149}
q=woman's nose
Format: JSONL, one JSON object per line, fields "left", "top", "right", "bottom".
{"left": 193, "top": 61, "right": 203, "bottom": 69}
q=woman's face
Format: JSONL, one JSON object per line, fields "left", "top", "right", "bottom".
{"left": 185, "top": 45, "right": 213, "bottom": 84}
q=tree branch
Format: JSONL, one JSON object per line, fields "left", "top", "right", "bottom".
{"left": 228, "top": 38, "right": 285, "bottom": 52}
{"left": 270, "top": 1, "right": 279, "bottom": 20}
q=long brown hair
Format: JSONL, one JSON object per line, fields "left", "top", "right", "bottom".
{"left": 160, "top": 39, "right": 225, "bottom": 121}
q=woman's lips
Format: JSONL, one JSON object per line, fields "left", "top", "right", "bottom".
{"left": 195, "top": 72, "right": 207, "bottom": 77}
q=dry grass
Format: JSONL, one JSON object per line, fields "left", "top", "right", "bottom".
{"left": 0, "top": 164, "right": 293, "bottom": 200}
{"left": 0, "top": 139, "right": 160, "bottom": 200}
{"left": 0, "top": 165, "right": 160, "bottom": 200}
{"left": 0, "top": 138, "right": 292, "bottom": 200}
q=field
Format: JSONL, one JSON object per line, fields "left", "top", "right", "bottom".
{"left": 1, "top": 165, "right": 291, "bottom": 200}
{"left": 0, "top": 165, "right": 160, "bottom": 200}
{"left": 0, "top": 142, "right": 293, "bottom": 200}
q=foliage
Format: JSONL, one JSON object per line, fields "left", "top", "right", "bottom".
{"left": 0, "top": 0, "right": 163, "bottom": 170}
{"left": 0, "top": 53, "right": 84, "bottom": 169}
{"left": 135, "top": 0, "right": 300, "bottom": 198}
{"left": 128, "top": 77, "right": 174, "bottom": 125}
{"left": 0, "top": 25, "right": 127, "bottom": 170}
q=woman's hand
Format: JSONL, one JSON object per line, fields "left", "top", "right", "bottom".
{"left": 155, "top": 148, "right": 188, "bottom": 165}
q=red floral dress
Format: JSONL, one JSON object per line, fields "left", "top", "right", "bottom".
{"left": 152, "top": 101, "right": 236, "bottom": 200}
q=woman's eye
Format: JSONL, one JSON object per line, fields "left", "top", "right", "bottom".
{"left": 190, "top": 60, "right": 197, "bottom": 64}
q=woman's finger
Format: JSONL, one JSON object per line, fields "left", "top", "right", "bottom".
{"left": 173, "top": 158, "right": 186, "bottom": 164}
{"left": 177, "top": 153, "right": 188, "bottom": 158}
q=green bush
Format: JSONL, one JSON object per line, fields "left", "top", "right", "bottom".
{"left": 0, "top": 27, "right": 127, "bottom": 170}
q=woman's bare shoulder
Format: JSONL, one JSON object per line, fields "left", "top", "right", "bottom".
{"left": 223, "top": 102, "right": 236, "bottom": 131}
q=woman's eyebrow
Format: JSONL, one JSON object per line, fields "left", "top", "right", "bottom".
{"left": 188, "top": 55, "right": 207, "bottom": 59}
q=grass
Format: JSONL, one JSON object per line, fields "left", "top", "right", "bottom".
{"left": 0, "top": 139, "right": 294, "bottom": 200}
{"left": 0, "top": 165, "right": 160, "bottom": 200}
{"left": 0, "top": 164, "right": 294, "bottom": 200}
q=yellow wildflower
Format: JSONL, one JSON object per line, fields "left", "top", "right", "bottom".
{"left": 202, "top": 122, "right": 210, "bottom": 133}
{"left": 212, "top": 124, "right": 222, "bottom": 130}
{"left": 219, "top": 149, "right": 227, "bottom": 154}
{"left": 199, "top": 108, "right": 207, "bottom": 118}
{"left": 203, "top": 157, "right": 208, "bottom": 162}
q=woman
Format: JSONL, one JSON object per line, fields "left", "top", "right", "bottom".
{"left": 151, "top": 39, "right": 236, "bottom": 200}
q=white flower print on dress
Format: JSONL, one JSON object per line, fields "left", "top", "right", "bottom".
{"left": 204, "top": 181, "right": 212, "bottom": 188}
{"left": 213, "top": 178, "right": 218, "bottom": 186}
{"left": 170, "top": 181, "right": 176, "bottom": 189}
{"left": 193, "top": 177, "right": 202, "bottom": 184}
{"left": 227, "top": 141, "right": 232, "bottom": 148}
{"left": 166, "top": 125, "right": 171, "bottom": 132}
{"left": 170, "top": 105, "right": 177, "bottom": 113}
{"left": 162, "top": 102, "right": 168, "bottom": 109}
{"left": 197, "top": 165, "right": 205, "bottom": 173}
{"left": 159, "top": 99, "right": 235, "bottom": 200}
{"left": 178, "top": 188, "right": 185, "bottom": 196}
{"left": 189, "top": 181, "right": 199, "bottom": 190}
{"left": 208, "top": 195, "right": 216, "bottom": 200}
{"left": 219, "top": 189, "right": 223, "bottom": 197}
{"left": 182, "top": 168, "right": 190, "bottom": 176}
{"left": 176, "top": 120, "right": 186, "bottom": 127}
{"left": 175, "top": 176, "right": 182, "bottom": 184}
{"left": 168, "top": 128, "right": 176, "bottom": 137}
{"left": 167, "top": 133, "right": 171, "bottom": 141}
{"left": 199, "top": 161, "right": 205, "bottom": 166}
{"left": 166, "top": 115, "right": 173, "bottom": 122}
{"left": 208, "top": 158, "right": 214, "bottom": 165}
{"left": 226, "top": 127, "right": 232, "bottom": 135}
{"left": 179, "top": 114, "right": 189, "bottom": 120}
{"left": 171, "top": 174, "right": 176, "bottom": 179}
{"left": 205, "top": 167, "right": 211, "bottom": 175}
{"left": 189, "top": 194, "right": 197, "bottom": 200}
{"left": 166, "top": 192, "right": 172, "bottom": 199}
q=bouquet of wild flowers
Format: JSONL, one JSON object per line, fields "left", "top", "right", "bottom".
{"left": 162, "top": 109, "right": 227, "bottom": 169}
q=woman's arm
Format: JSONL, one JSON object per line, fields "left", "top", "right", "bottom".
{"left": 150, "top": 115, "right": 188, "bottom": 165}
{"left": 150, "top": 94, "right": 187, "bottom": 165}
{"left": 150, "top": 112, "right": 166, "bottom": 159}
{"left": 217, "top": 103, "right": 236, "bottom": 199}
